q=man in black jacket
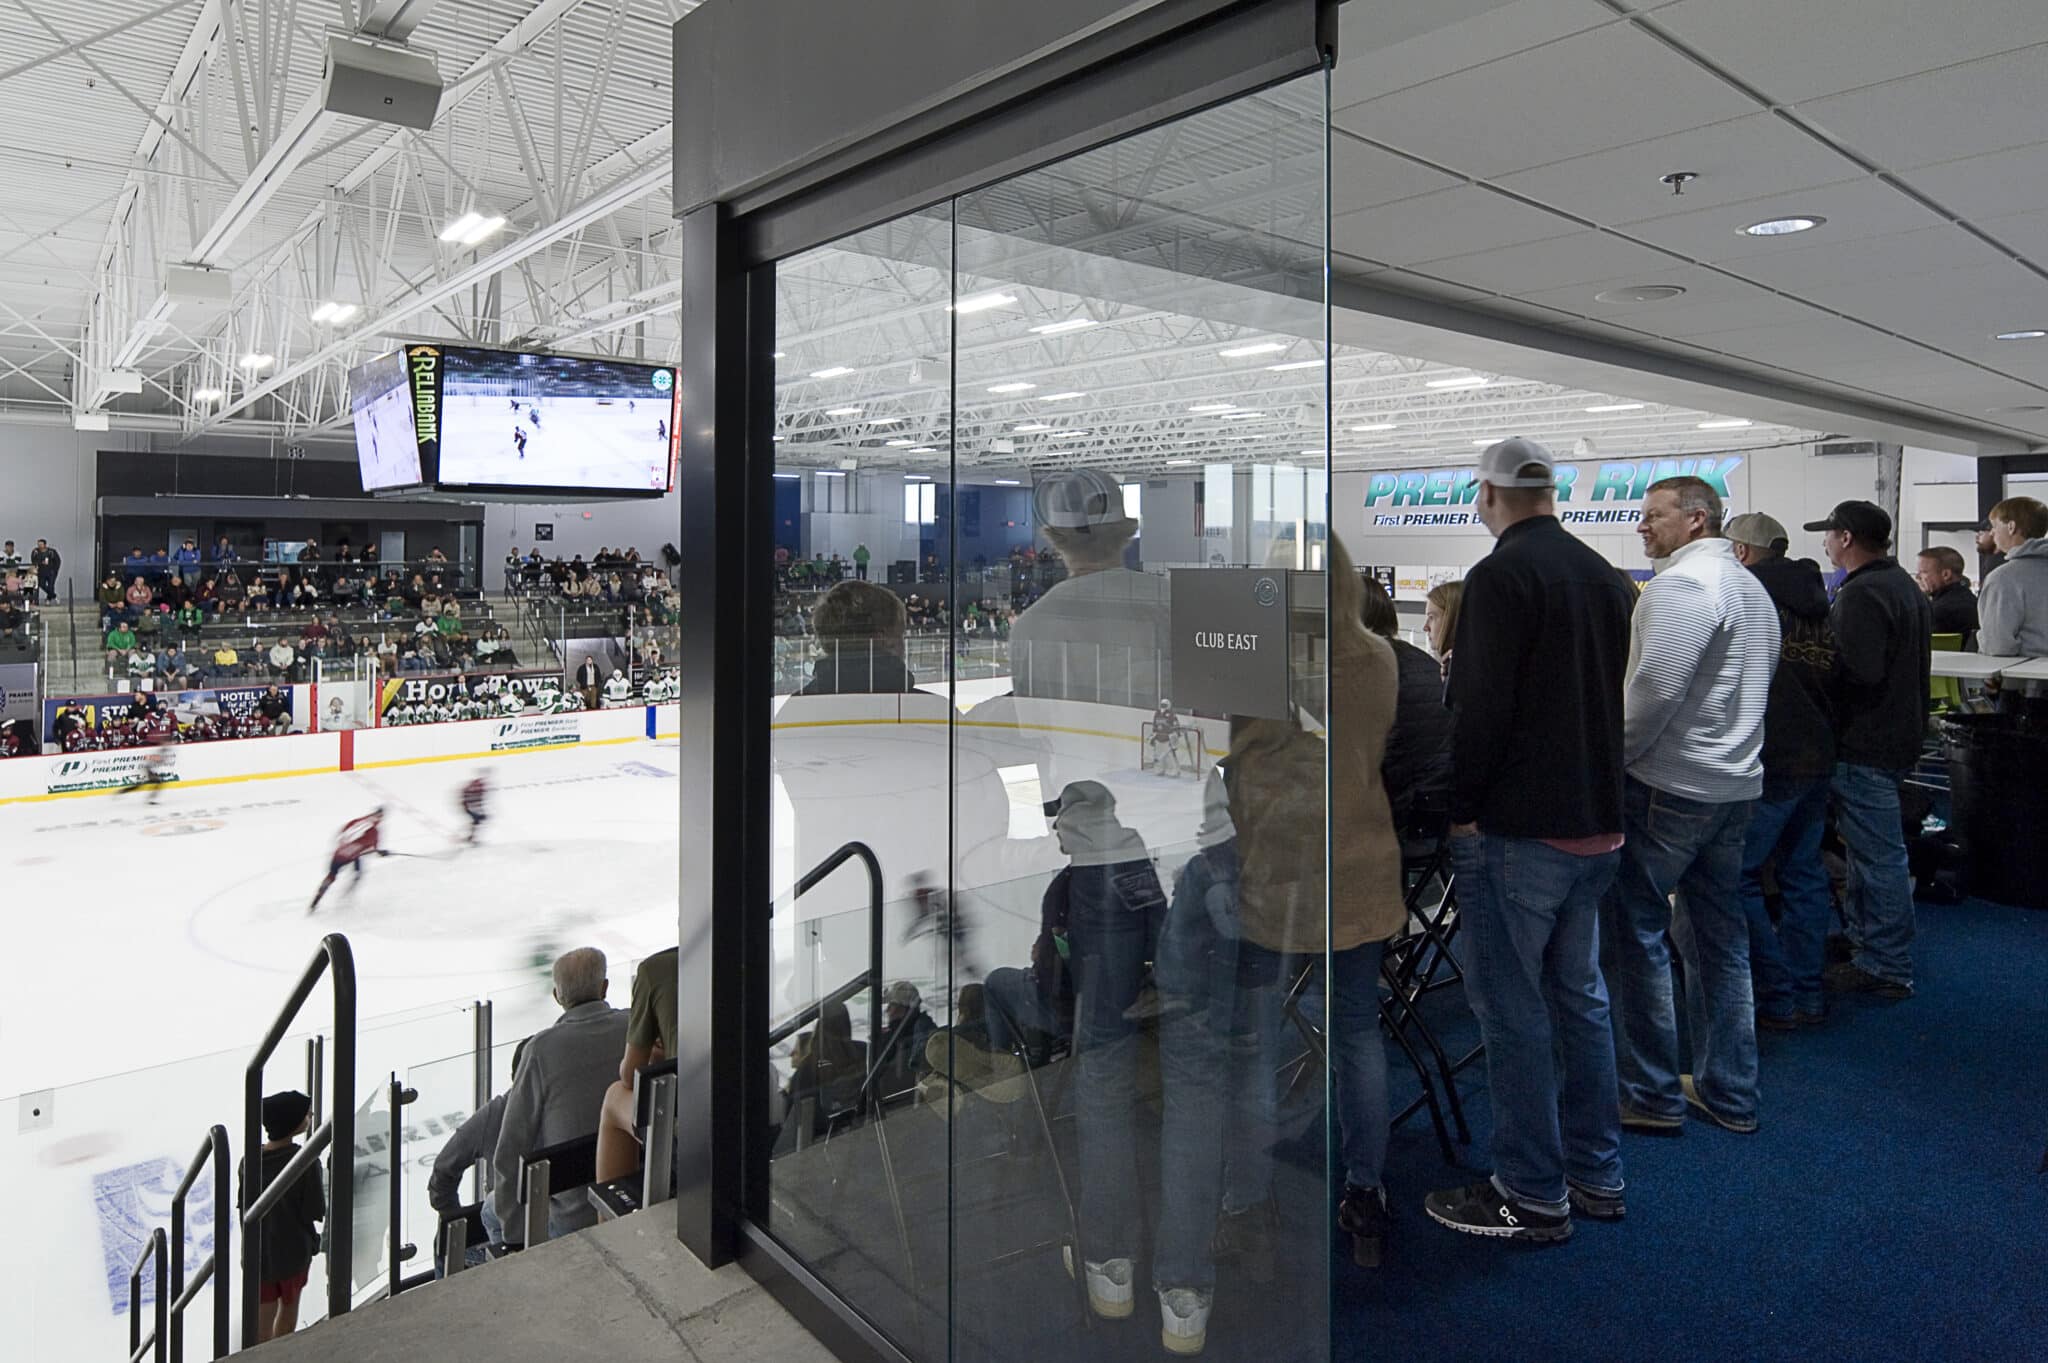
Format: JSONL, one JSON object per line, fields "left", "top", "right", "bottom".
{"left": 1425, "top": 438, "right": 1635, "bottom": 1245}
{"left": 1359, "top": 575, "right": 1451, "bottom": 833}
{"left": 1805, "top": 501, "right": 1930, "bottom": 1000}
{"left": 29, "top": 538, "right": 59, "bottom": 604}
{"left": 1727, "top": 513, "right": 1838, "bottom": 1027}
{"left": 1914, "top": 546, "right": 1978, "bottom": 648}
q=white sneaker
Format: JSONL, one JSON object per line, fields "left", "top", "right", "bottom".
{"left": 1062, "top": 1246, "right": 1135, "bottom": 1319}
{"left": 1159, "top": 1286, "right": 1213, "bottom": 1356}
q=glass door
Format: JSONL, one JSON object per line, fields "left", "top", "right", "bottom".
{"left": 757, "top": 67, "right": 1335, "bottom": 1363}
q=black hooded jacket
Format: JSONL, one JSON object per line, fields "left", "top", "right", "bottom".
{"left": 1747, "top": 554, "right": 1837, "bottom": 792}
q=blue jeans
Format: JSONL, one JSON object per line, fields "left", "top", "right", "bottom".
{"left": 1740, "top": 779, "right": 1833, "bottom": 1017}
{"left": 983, "top": 966, "right": 1064, "bottom": 1053}
{"left": 1455, "top": 832, "right": 1622, "bottom": 1209}
{"left": 1605, "top": 779, "right": 1759, "bottom": 1124}
{"left": 1831, "top": 763, "right": 1915, "bottom": 988}
{"left": 1070, "top": 897, "right": 1148, "bottom": 1264}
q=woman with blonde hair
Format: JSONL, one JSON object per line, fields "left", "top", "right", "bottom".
{"left": 1424, "top": 579, "right": 1464, "bottom": 681}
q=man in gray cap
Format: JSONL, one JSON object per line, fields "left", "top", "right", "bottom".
{"left": 1425, "top": 437, "right": 1635, "bottom": 1244}
{"left": 1725, "top": 512, "right": 1839, "bottom": 1029}
{"left": 1805, "top": 500, "right": 1930, "bottom": 1001}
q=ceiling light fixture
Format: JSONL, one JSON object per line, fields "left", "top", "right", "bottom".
{"left": 815, "top": 470, "right": 846, "bottom": 477}
{"left": 1741, "top": 215, "right": 1826, "bottom": 237}
{"left": 1594, "top": 284, "right": 1686, "bottom": 304}
{"left": 1425, "top": 374, "right": 1488, "bottom": 389}
{"left": 904, "top": 473, "right": 931, "bottom": 480}
{"left": 772, "top": 471, "right": 800, "bottom": 478}
{"left": 987, "top": 381, "right": 1036, "bottom": 393}
{"left": 1350, "top": 422, "right": 1397, "bottom": 432}
{"left": 1470, "top": 438, "right": 1494, "bottom": 446}
{"left": 772, "top": 351, "right": 786, "bottom": 359}
{"left": 1269, "top": 358, "right": 1326, "bottom": 372}
{"left": 951, "top": 291, "right": 1016, "bottom": 314}
{"left": 1166, "top": 458, "right": 1196, "bottom": 466}
{"left": 1013, "top": 422, "right": 1052, "bottom": 432}
{"left": 1584, "top": 402, "right": 1646, "bottom": 413}
{"left": 310, "top": 301, "right": 357, "bottom": 325}
{"left": 1697, "top": 418, "right": 1752, "bottom": 430}
{"left": 1220, "top": 341, "right": 1289, "bottom": 358}
{"left": 1188, "top": 403, "right": 1236, "bottom": 414}
{"left": 1993, "top": 330, "right": 2048, "bottom": 341}
{"left": 1047, "top": 430, "right": 1093, "bottom": 439}
{"left": 238, "top": 353, "right": 274, "bottom": 370}
{"left": 885, "top": 439, "right": 915, "bottom": 447}
{"left": 869, "top": 417, "right": 903, "bottom": 425}
{"left": 826, "top": 406, "right": 862, "bottom": 416}
{"left": 908, "top": 446, "right": 938, "bottom": 453}
{"left": 1220, "top": 411, "right": 1265, "bottom": 420}
{"left": 192, "top": 387, "right": 224, "bottom": 402}
{"left": 1039, "top": 391, "right": 1086, "bottom": 401}
{"left": 992, "top": 478, "right": 1022, "bottom": 485}
{"left": 438, "top": 212, "right": 506, "bottom": 246}
{"left": 810, "top": 366, "right": 854, "bottom": 379}
{"left": 1030, "top": 318, "right": 1097, "bottom": 335}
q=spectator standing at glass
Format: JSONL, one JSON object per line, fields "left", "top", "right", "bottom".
{"left": 1977, "top": 496, "right": 2048, "bottom": 661}
{"left": 1603, "top": 478, "right": 1778, "bottom": 1137}
{"left": 1913, "top": 547, "right": 1979, "bottom": 648}
{"left": 1725, "top": 513, "right": 1838, "bottom": 1029}
{"left": 1425, "top": 437, "right": 1634, "bottom": 1244}
{"left": 1806, "top": 501, "right": 1930, "bottom": 1001}
{"left": 1424, "top": 580, "right": 1462, "bottom": 682}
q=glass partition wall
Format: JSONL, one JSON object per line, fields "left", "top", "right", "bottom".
{"left": 757, "top": 72, "right": 1336, "bottom": 1362}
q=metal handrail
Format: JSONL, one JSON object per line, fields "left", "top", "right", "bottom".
{"left": 166, "top": 1125, "right": 231, "bottom": 1361}
{"left": 127, "top": 1228, "right": 167, "bottom": 1363}
{"left": 791, "top": 842, "right": 884, "bottom": 1052}
{"left": 241, "top": 934, "right": 356, "bottom": 1348}
{"left": 388, "top": 1076, "right": 424, "bottom": 1296}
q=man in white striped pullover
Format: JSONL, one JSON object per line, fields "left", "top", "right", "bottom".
{"left": 1603, "top": 475, "right": 1781, "bottom": 1137}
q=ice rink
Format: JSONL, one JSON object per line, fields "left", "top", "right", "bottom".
{"left": 439, "top": 393, "right": 672, "bottom": 490}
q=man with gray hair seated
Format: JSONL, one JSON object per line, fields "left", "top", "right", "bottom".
{"left": 491, "top": 948, "right": 629, "bottom": 1244}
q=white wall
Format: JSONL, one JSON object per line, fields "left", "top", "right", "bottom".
{"left": 1900, "top": 445, "right": 1982, "bottom": 557}
{"left": 1137, "top": 475, "right": 1201, "bottom": 565}
{"left": 0, "top": 421, "right": 143, "bottom": 592}
{"left": 804, "top": 470, "right": 919, "bottom": 566}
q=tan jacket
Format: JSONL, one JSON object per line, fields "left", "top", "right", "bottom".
{"left": 1228, "top": 629, "right": 1404, "bottom": 955}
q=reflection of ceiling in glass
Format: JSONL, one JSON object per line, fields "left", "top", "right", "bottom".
{"left": 772, "top": 82, "right": 1817, "bottom": 475}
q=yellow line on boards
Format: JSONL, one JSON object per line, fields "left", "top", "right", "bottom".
{"left": 0, "top": 765, "right": 339, "bottom": 806}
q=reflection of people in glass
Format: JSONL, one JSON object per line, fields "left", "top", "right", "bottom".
{"left": 1152, "top": 535, "right": 1405, "bottom": 1351}
{"left": 1009, "top": 469, "right": 1168, "bottom": 708}
{"left": 782, "top": 999, "right": 867, "bottom": 1142}
{"left": 800, "top": 581, "right": 919, "bottom": 695}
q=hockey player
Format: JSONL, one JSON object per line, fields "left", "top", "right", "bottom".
{"left": 1146, "top": 699, "right": 1185, "bottom": 777}
{"left": 602, "top": 669, "right": 633, "bottom": 707}
{"left": 513, "top": 427, "right": 528, "bottom": 459}
{"left": 120, "top": 745, "right": 177, "bottom": 804}
{"left": 459, "top": 772, "right": 488, "bottom": 845}
{"left": 308, "top": 808, "right": 387, "bottom": 913}
{"left": 499, "top": 690, "right": 524, "bottom": 717}
{"left": 655, "top": 417, "right": 667, "bottom": 443}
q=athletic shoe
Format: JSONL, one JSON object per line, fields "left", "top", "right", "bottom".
{"left": 1565, "top": 1180, "right": 1625, "bottom": 1221}
{"left": 1158, "top": 1287, "right": 1213, "bottom": 1356}
{"left": 1423, "top": 1181, "right": 1572, "bottom": 1244}
{"left": 1822, "top": 962, "right": 1913, "bottom": 1000}
{"left": 1062, "top": 1246, "right": 1134, "bottom": 1319}
{"left": 1680, "top": 1075, "right": 1759, "bottom": 1134}
{"left": 1337, "top": 1183, "right": 1391, "bottom": 1267}
{"left": 1618, "top": 1102, "right": 1684, "bottom": 1135}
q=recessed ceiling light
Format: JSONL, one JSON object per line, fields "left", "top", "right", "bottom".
{"left": 1993, "top": 330, "right": 2048, "bottom": 341}
{"left": 1268, "top": 358, "right": 1326, "bottom": 372}
{"left": 1697, "top": 418, "right": 1752, "bottom": 430}
{"left": 1584, "top": 402, "right": 1646, "bottom": 413}
{"left": 1594, "top": 284, "right": 1687, "bottom": 304}
{"left": 992, "top": 478, "right": 1022, "bottom": 485}
{"left": 1039, "top": 391, "right": 1086, "bottom": 401}
{"left": 825, "top": 406, "right": 862, "bottom": 416}
{"left": 238, "top": 352, "right": 274, "bottom": 369}
{"left": 1188, "top": 403, "right": 1237, "bottom": 413}
{"left": 951, "top": 291, "right": 1016, "bottom": 314}
{"left": 988, "top": 382, "right": 1035, "bottom": 393}
{"left": 192, "top": 387, "right": 223, "bottom": 402}
{"left": 1741, "top": 215, "right": 1826, "bottom": 237}
{"left": 1426, "top": 374, "right": 1488, "bottom": 389}
{"left": 810, "top": 366, "right": 853, "bottom": 379}
{"left": 885, "top": 439, "right": 915, "bottom": 447}
{"left": 1012, "top": 422, "right": 1051, "bottom": 432}
{"left": 1219, "top": 341, "right": 1288, "bottom": 358}
{"left": 1030, "top": 318, "right": 1097, "bottom": 335}
{"left": 1349, "top": 422, "right": 1397, "bottom": 432}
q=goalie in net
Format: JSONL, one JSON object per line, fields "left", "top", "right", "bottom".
{"left": 1140, "top": 699, "right": 1204, "bottom": 778}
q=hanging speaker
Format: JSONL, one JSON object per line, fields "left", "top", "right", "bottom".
{"left": 322, "top": 38, "right": 443, "bottom": 130}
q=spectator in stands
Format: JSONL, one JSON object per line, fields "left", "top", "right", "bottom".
{"left": 212, "top": 534, "right": 238, "bottom": 577}
{"left": 268, "top": 637, "right": 296, "bottom": 681}
{"left": 97, "top": 571, "right": 123, "bottom": 627}
{"left": 429, "top": 1038, "right": 531, "bottom": 1275}
{"left": 1359, "top": 575, "right": 1452, "bottom": 833}
{"left": 491, "top": 948, "right": 628, "bottom": 1244}
{"left": 0, "top": 588, "right": 25, "bottom": 648}
{"left": 174, "top": 594, "right": 204, "bottom": 638}
{"left": 801, "top": 581, "right": 918, "bottom": 695}
{"left": 216, "top": 567, "right": 246, "bottom": 612}
{"left": 1725, "top": 513, "right": 1838, "bottom": 1030}
{"left": 211, "top": 641, "right": 240, "bottom": 678}
{"left": 1914, "top": 547, "right": 1979, "bottom": 648}
{"left": 1424, "top": 580, "right": 1462, "bottom": 683}
{"left": 853, "top": 543, "right": 872, "bottom": 581}
{"left": 780, "top": 999, "right": 867, "bottom": 1144}
{"left": 239, "top": 1090, "right": 324, "bottom": 1345}
{"left": 146, "top": 545, "right": 171, "bottom": 584}
{"left": 173, "top": 536, "right": 202, "bottom": 587}
{"left": 124, "top": 575, "right": 153, "bottom": 619}
{"left": 594, "top": 947, "right": 678, "bottom": 1184}
{"left": 30, "top": 538, "right": 58, "bottom": 604}
{"left": 1426, "top": 438, "right": 1633, "bottom": 1243}
{"left": 872, "top": 980, "right": 937, "bottom": 1093}
{"left": 1978, "top": 495, "right": 2048, "bottom": 660}
{"left": 1806, "top": 501, "right": 1930, "bottom": 1002}
{"left": 1605, "top": 478, "right": 1779, "bottom": 1137}
{"left": 105, "top": 618, "right": 137, "bottom": 671}
{"left": 156, "top": 639, "right": 190, "bottom": 688}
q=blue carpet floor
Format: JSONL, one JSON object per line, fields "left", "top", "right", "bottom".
{"left": 1339, "top": 895, "right": 2048, "bottom": 1362}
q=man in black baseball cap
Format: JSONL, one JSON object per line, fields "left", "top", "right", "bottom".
{"left": 1809, "top": 497, "right": 1930, "bottom": 1004}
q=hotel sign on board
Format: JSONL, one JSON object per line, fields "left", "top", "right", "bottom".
{"left": 1365, "top": 455, "right": 1746, "bottom": 530}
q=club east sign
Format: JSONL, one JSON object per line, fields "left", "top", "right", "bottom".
{"left": 1365, "top": 455, "right": 1745, "bottom": 530}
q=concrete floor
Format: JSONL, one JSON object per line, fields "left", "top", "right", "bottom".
{"left": 258, "top": 1212, "right": 838, "bottom": 1363}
